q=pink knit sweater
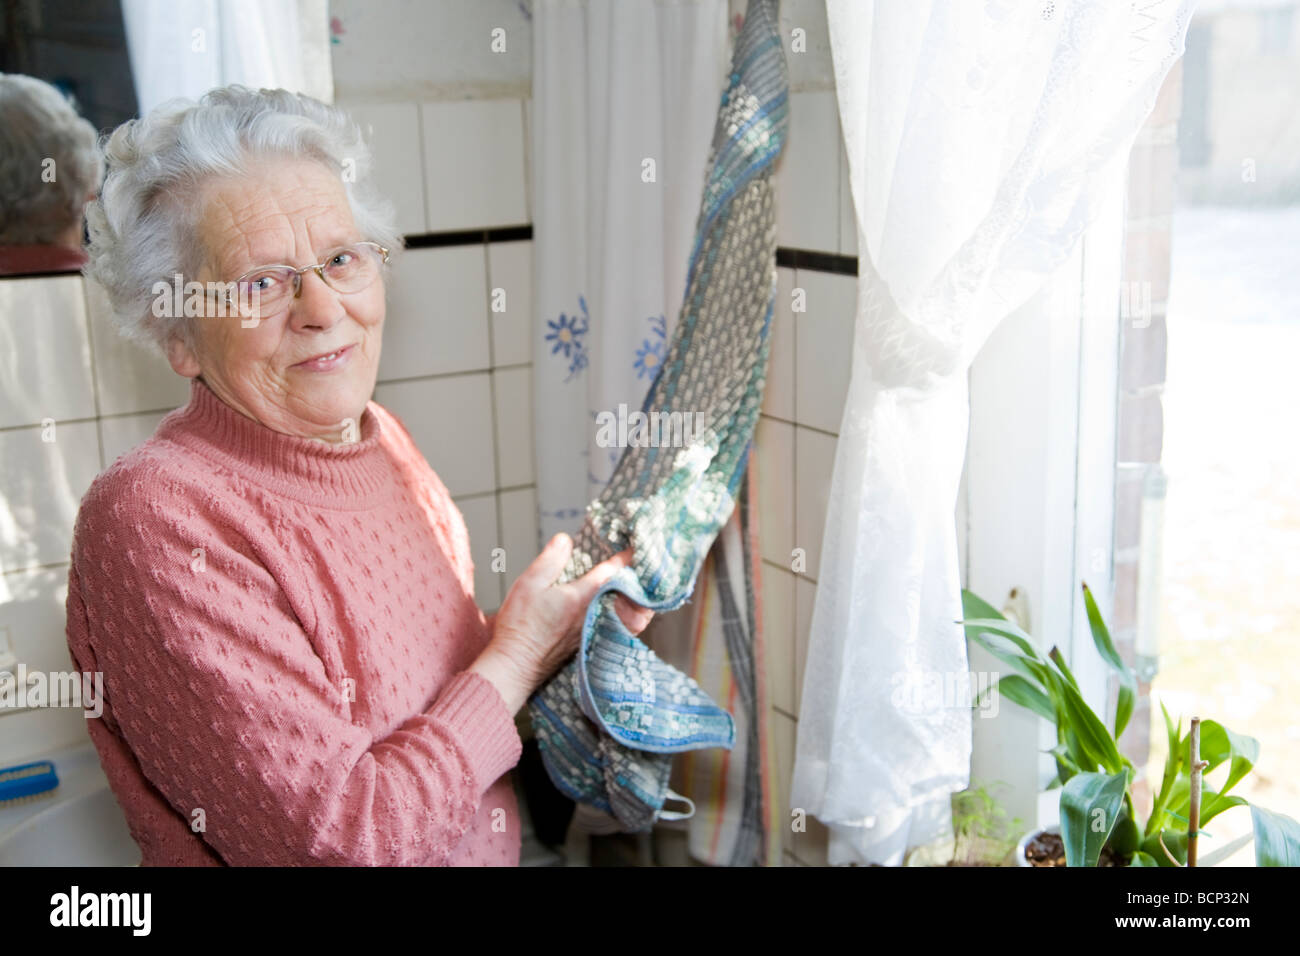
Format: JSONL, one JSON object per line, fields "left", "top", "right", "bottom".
{"left": 65, "top": 376, "right": 522, "bottom": 866}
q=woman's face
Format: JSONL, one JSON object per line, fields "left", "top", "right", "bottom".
{"left": 167, "top": 156, "right": 385, "bottom": 442}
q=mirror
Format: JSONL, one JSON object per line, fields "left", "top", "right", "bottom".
{"left": 0, "top": 0, "right": 136, "bottom": 276}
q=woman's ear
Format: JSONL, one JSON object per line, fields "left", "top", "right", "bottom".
{"left": 165, "top": 325, "right": 202, "bottom": 378}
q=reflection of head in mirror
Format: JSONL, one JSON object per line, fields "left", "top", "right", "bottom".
{"left": 0, "top": 74, "right": 102, "bottom": 276}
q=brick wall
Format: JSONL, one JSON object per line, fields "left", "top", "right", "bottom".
{"left": 1112, "top": 61, "right": 1183, "bottom": 803}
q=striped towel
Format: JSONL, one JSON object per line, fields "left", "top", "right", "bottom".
{"left": 527, "top": 0, "right": 789, "bottom": 833}
{"left": 677, "top": 461, "right": 782, "bottom": 865}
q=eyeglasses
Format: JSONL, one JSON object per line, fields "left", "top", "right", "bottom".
{"left": 217, "top": 241, "right": 390, "bottom": 320}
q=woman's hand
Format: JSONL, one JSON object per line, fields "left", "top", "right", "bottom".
{"left": 469, "top": 533, "right": 653, "bottom": 714}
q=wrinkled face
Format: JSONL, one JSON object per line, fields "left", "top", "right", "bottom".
{"left": 166, "top": 156, "right": 385, "bottom": 442}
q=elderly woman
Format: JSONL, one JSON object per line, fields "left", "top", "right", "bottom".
{"left": 0, "top": 74, "right": 101, "bottom": 275}
{"left": 65, "top": 85, "right": 652, "bottom": 866}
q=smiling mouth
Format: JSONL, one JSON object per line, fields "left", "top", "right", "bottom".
{"left": 296, "top": 348, "right": 353, "bottom": 366}
{"left": 293, "top": 344, "right": 355, "bottom": 368}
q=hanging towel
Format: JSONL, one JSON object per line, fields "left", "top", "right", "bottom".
{"left": 677, "top": 462, "right": 782, "bottom": 866}
{"left": 527, "top": 0, "right": 789, "bottom": 833}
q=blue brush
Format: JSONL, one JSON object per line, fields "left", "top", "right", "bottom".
{"left": 0, "top": 760, "right": 59, "bottom": 807}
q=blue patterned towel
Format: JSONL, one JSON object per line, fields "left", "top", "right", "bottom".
{"left": 528, "top": 0, "right": 788, "bottom": 832}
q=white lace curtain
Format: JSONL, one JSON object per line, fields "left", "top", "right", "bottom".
{"left": 794, "top": 0, "right": 1198, "bottom": 865}
{"left": 122, "top": 0, "right": 333, "bottom": 115}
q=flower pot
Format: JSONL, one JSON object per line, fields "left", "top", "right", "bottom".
{"left": 903, "top": 837, "right": 955, "bottom": 866}
{"left": 1016, "top": 824, "right": 1061, "bottom": 867}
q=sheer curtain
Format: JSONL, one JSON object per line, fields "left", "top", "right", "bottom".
{"left": 795, "top": 0, "right": 1197, "bottom": 865}
{"left": 121, "top": 0, "right": 333, "bottom": 114}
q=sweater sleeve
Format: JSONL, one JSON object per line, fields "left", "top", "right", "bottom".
{"left": 68, "top": 468, "right": 521, "bottom": 867}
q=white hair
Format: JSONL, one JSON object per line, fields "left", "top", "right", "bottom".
{"left": 0, "top": 74, "right": 102, "bottom": 245}
{"left": 84, "top": 85, "right": 403, "bottom": 356}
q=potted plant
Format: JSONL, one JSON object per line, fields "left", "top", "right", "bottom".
{"left": 903, "top": 781, "right": 1023, "bottom": 866}
{"left": 962, "top": 583, "right": 1300, "bottom": 867}
{"left": 949, "top": 781, "right": 1023, "bottom": 866}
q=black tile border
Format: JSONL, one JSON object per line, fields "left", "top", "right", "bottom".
{"left": 0, "top": 232, "right": 859, "bottom": 280}
{"left": 776, "top": 247, "right": 858, "bottom": 276}
{"left": 403, "top": 229, "right": 859, "bottom": 278}
{"left": 0, "top": 269, "right": 83, "bottom": 281}
{"left": 402, "top": 230, "right": 859, "bottom": 278}
{"left": 402, "top": 225, "right": 533, "bottom": 249}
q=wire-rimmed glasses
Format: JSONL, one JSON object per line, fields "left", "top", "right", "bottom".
{"left": 216, "top": 240, "right": 390, "bottom": 322}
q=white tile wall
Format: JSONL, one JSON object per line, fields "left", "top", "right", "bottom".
{"left": 487, "top": 240, "right": 533, "bottom": 367}
{"left": 758, "top": 263, "right": 857, "bottom": 866}
{"left": 775, "top": 91, "right": 842, "bottom": 253}
{"left": 379, "top": 245, "right": 491, "bottom": 381}
{"left": 793, "top": 270, "right": 855, "bottom": 432}
{"left": 497, "top": 486, "right": 539, "bottom": 596}
{"left": 84, "top": 279, "right": 190, "bottom": 417}
{"left": 838, "top": 136, "right": 858, "bottom": 257}
{"left": 0, "top": 421, "right": 100, "bottom": 574}
{"left": 347, "top": 101, "right": 429, "bottom": 236}
{"left": 763, "top": 268, "right": 796, "bottom": 421}
{"left": 794, "top": 574, "right": 817, "bottom": 715}
{"left": 454, "top": 493, "right": 501, "bottom": 613}
{"left": 775, "top": 0, "right": 837, "bottom": 93}
{"left": 373, "top": 373, "right": 496, "bottom": 497}
{"left": 330, "top": 0, "right": 532, "bottom": 103}
{"left": 521, "top": 97, "right": 533, "bottom": 225}
{"left": 772, "top": 710, "right": 796, "bottom": 856}
{"left": 766, "top": 570, "right": 828, "bottom": 866}
{"left": 755, "top": 417, "right": 795, "bottom": 568}
{"left": 420, "top": 99, "right": 529, "bottom": 231}
{"left": 0, "top": 277, "right": 95, "bottom": 429}
{"left": 793, "top": 425, "right": 836, "bottom": 582}
{"left": 98, "top": 411, "right": 170, "bottom": 470}
{"left": 762, "top": 565, "right": 796, "bottom": 716}
{"left": 492, "top": 365, "right": 534, "bottom": 488}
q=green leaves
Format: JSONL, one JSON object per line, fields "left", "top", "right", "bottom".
{"left": 962, "top": 586, "right": 1142, "bottom": 865}
{"left": 1145, "top": 700, "right": 1184, "bottom": 838}
{"left": 1147, "top": 718, "right": 1259, "bottom": 837}
{"left": 1140, "top": 828, "right": 1188, "bottom": 867}
{"left": 1187, "top": 720, "right": 1258, "bottom": 795}
{"left": 1060, "top": 770, "right": 1130, "bottom": 867}
{"left": 962, "top": 585, "right": 1293, "bottom": 868}
{"left": 1109, "top": 813, "right": 1141, "bottom": 859}
{"left": 960, "top": 589, "right": 1005, "bottom": 623}
{"left": 1082, "top": 583, "right": 1136, "bottom": 738}
{"left": 1250, "top": 805, "right": 1300, "bottom": 867}
{"left": 1049, "top": 648, "right": 1124, "bottom": 775}
{"left": 1165, "top": 778, "right": 1247, "bottom": 830}
{"left": 991, "top": 675, "right": 1055, "bottom": 722}
{"left": 961, "top": 590, "right": 1112, "bottom": 780}
{"left": 968, "top": 627, "right": 1049, "bottom": 684}
{"left": 961, "top": 585, "right": 1134, "bottom": 784}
